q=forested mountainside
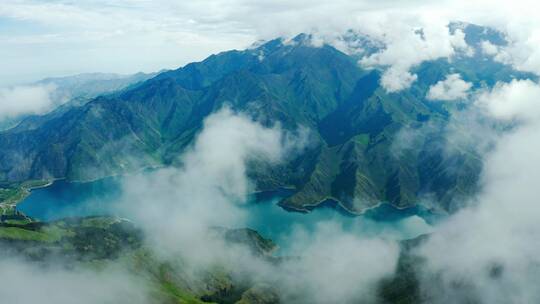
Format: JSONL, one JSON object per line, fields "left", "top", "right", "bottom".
{"left": 0, "top": 24, "right": 532, "bottom": 213}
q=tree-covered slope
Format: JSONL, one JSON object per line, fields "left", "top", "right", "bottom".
{"left": 0, "top": 26, "right": 532, "bottom": 213}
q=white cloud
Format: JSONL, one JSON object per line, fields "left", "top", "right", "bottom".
{"left": 2, "top": 0, "right": 540, "bottom": 87}
{"left": 280, "top": 222, "right": 399, "bottom": 303}
{"left": 358, "top": 15, "right": 469, "bottom": 92}
{"left": 114, "top": 107, "right": 400, "bottom": 303}
{"left": 380, "top": 66, "right": 418, "bottom": 92}
{"left": 418, "top": 79, "right": 540, "bottom": 303}
{"left": 481, "top": 40, "right": 499, "bottom": 56}
{"left": 427, "top": 73, "right": 472, "bottom": 101}
{"left": 0, "top": 258, "right": 149, "bottom": 304}
{"left": 476, "top": 79, "right": 540, "bottom": 121}
{"left": 0, "top": 84, "right": 57, "bottom": 121}
{"left": 116, "top": 107, "right": 292, "bottom": 261}
{"left": 491, "top": 27, "right": 540, "bottom": 75}
{"left": 479, "top": 33, "right": 540, "bottom": 76}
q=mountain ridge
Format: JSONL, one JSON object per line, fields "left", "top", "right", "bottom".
{"left": 0, "top": 25, "right": 534, "bottom": 213}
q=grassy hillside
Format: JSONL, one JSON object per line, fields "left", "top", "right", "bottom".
{"left": 0, "top": 211, "right": 438, "bottom": 303}
{"left": 0, "top": 214, "right": 283, "bottom": 304}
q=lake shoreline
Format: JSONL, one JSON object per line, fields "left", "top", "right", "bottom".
{"left": 18, "top": 178, "right": 441, "bottom": 225}
{"left": 17, "top": 177, "right": 436, "bottom": 250}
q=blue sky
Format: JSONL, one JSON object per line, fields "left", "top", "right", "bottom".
{"left": 1, "top": 0, "right": 538, "bottom": 86}
{"left": 0, "top": 1, "right": 256, "bottom": 85}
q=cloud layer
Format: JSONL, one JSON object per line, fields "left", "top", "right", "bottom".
{"left": 0, "top": 257, "right": 149, "bottom": 304}
{"left": 0, "top": 84, "right": 57, "bottom": 121}
{"left": 417, "top": 78, "right": 540, "bottom": 303}
{"left": 116, "top": 107, "right": 285, "bottom": 258}
{"left": 114, "top": 107, "right": 400, "bottom": 303}
{"left": 2, "top": 0, "right": 540, "bottom": 88}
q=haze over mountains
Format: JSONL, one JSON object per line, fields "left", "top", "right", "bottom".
{"left": 0, "top": 72, "right": 157, "bottom": 130}
{"left": 0, "top": 23, "right": 532, "bottom": 214}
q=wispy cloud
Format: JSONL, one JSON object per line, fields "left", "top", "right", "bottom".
{"left": 0, "top": 257, "right": 149, "bottom": 304}
{"left": 0, "top": 84, "right": 57, "bottom": 121}
{"left": 114, "top": 107, "right": 399, "bottom": 303}
{"left": 417, "top": 78, "right": 540, "bottom": 303}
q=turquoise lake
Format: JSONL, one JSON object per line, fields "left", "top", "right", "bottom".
{"left": 17, "top": 178, "right": 435, "bottom": 250}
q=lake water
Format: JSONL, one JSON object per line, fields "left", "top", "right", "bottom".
{"left": 17, "top": 178, "right": 434, "bottom": 250}
{"left": 18, "top": 178, "right": 123, "bottom": 221}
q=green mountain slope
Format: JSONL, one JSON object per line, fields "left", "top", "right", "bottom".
{"left": 0, "top": 211, "right": 438, "bottom": 304}
{"left": 0, "top": 213, "right": 280, "bottom": 304}
{"left": 0, "top": 27, "right": 533, "bottom": 213}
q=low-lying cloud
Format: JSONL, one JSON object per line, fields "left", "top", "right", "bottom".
{"left": 279, "top": 222, "right": 399, "bottom": 303}
{"left": 117, "top": 107, "right": 285, "bottom": 257}
{"left": 358, "top": 19, "right": 469, "bottom": 92}
{"left": 417, "top": 78, "right": 540, "bottom": 303}
{"left": 427, "top": 73, "right": 472, "bottom": 101}
{"left": 0, "top": 84, "right": 57, "bottom": 122}
{"left": 114, "top": 106, "right": 400, "bottom": 303}
{"left": 0, "top": 257, "right": 149, "bottom": 304}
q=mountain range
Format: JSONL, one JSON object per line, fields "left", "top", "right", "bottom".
{"left": 0, "top": 23, "right": 532, "bottom": 214}
{"left": 0, "top": 72, "right": 158, "bottom": 131}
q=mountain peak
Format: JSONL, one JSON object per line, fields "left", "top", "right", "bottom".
{"left": 0, "top": 23, "right": 531, "bottom": 214}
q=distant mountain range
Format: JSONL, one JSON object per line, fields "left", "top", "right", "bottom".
{"left": 0, "top": 72, "right": 158, "bottom": 131}
{"left": 0, "top": 23, "right": 533, "bottom": 213}
{"left": 36, "top": 71, "right": 160, "bottom": 101}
